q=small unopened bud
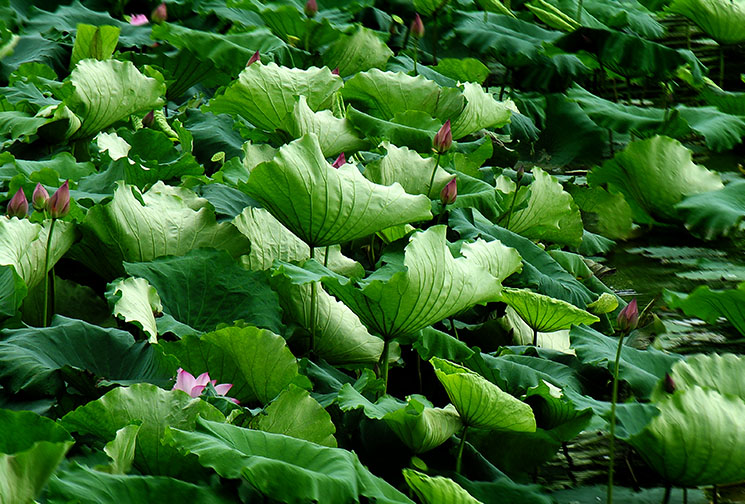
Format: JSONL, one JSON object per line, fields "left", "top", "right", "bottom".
{"left": 663, "top": 373, "right": 676, "bottom": 393}
{"left": 411, "top": 14, "right": 425, "bottom": 39}
{"left": 151, "top": 2, "right": 167, "bottom": 22}
{"left": 616, "top": 298, "right": 639, "bottom": 333}
{"left": 46, "top": 180, "right": 70, "bottom": 219}
{"left": 32, "top": 183, "right": 49, "bottom": 212}
{"left": 440, "top": 178, "right": 457, "bottom": 205}
{"left": 247, "top": 50, "right": 260, "bottom": 67}
{"left": 6, "top": 187, "right": 28, "bottom": 218}
{"left": 331, "top": 67, "right": 339, "bottom": 75}
{"left": 142, "top": 110, "right": 155, "bottom": 128}
{"left": 304, "top": 0, "right": 318, "bottom": 17}
{"left": 332, "top": 152, "right": 345, "bottom": 168}
{"left": 433, "top": 120, "right": 452, "bottom": 154}
{"left": 516, "top": 166, "right": 525, "bottom": 184}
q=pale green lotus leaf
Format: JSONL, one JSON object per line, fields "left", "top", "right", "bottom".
{"left": 288, "top": 95, "right": 367, "bottom": 157}
{"left": 207, "top": 62, "right": 342, "bottom": 132}
{"left": 431, "top": 357, "right": 536, "bottom": 431}
{"left": 664, "top": 283, "right": 745, "bottom": 336}
{"left": 234, "top": 207, "right": 309, "bottom": 271}
{"left": 586, "top": 292, "right": 619, "bottom": 315}
{"left": 505, "top": 167, "right": 584, "bottom": 248}
{"left": 501, "top": 288, "right": 599, "bottom": 333}
{"left": 253, "top": 384, "right": 337, "bottom": 447}
{"left": 475, "top": 0, "right": 515, "bottom": 17}
{"left": 70, "top": 24, "right": 120, "bottom": 68}
{"left": 322, "top": 26, "right": 394, "bottom": 77}
{"left": 589, "top": 136, "right": 723, "bottom": 222}
{"left": 106, "top": 277, "right": 162, "bottom": 343}
{"left": 676, "top": 180, "right": 745, "bottom": 240}
{"left": 365, "top": 142, "right": 454, "bottom": 197}
{"left": 0, "top": 218, "right": 76, "bottom": 290}
{"left": 243, "top": 134, "right": 432, "bottom": 247}
{"left": 403, "top": 469, "right": 483, "bottom": 504}
{"left": 64, "top": 59, "right": 165, "bottom": 138}
{"left": 96, "top": 131, "right": 132, "bottom": 161}
{"left": 451, "top": 82, "right": 512, "bottom": 139}
{"left": 384, "top": 398, "right": 462, "bottom": 454}
{"left": 502, "top": 306, "right": 572, "bottom": 352}
{"left": 342, "top": 69, "right": 465, "bottom": 121}
{"left": 652, "top": 353, "right": 745, "bottom": 402}
{"left": 669, "top": 0, "right": 745, "bottom": 44}
{"left": 100, "top": 424, "right": 140, "bottom": 475}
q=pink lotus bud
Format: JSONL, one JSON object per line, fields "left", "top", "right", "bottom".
{"left": 247, "top": 50, "right": 260, "bottom": 67}
{"left": 6, "top": 187, "right": 28, "bottom": 218}
{"left": 129, "top": 14, "right": 149, "bottom": 25}
{"left": 616, "top": 298, "right": 639, "bottom": 333}
{"left": 440, "top": 177, "right": 457, "bottom": 205}
{"left": 332, "top": 152, "right": 345, "bottom": 168}
{"left": 304, "top": 0, "right": 318, "bottom": 17}
{"left": 151, "top": 2, "right": 167, "bottom": 22}
{"left": 433, "top": 120, "right": 452, "bottom": 154}
{"left": 516, "top": 166, "right": 525, "bottom": 184}
{"left": 142, "top": 110, "right": 155, "bottom": 128}
{"left": 46, "top": 180, "right": 70, "bottom": 219}
{"left": 331, "top": 67, "right": 339, "bottom": 75}
{"left": 411, "top": 14, "right": 425, "bottom": 39}
{"left": 32, "top": 183, "right": 49, "bottom": 211}
{"left": 663, "top": 373, "right": 675, "bottom": 393}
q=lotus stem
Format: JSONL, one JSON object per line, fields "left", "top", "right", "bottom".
{"left": 413, "top": 39, "right": 419, "bottom": 75}
{"left": 324, "top": 245, "right": 330, "bottom": 267}
{"left": 607, "top": 330, "right": 626, "bottom": 504}
{"left": 719, "top": 45, "right": 725, "bottom": 88}
{"left": 455, "top": 425, "right": 469, "bottom": 474}
{"left": 504, "top": 182, "right": 519, "bottom": 230}
{"left": 309, "top": 247, "right": 318, "bottom": 354}
{"left": 380, "top": 339, "right": 390, "bottom": 394}
{"left": 427, "top": 153, "right": 442, "bottom": 199}
{"left": 532, "top": 327, "right": 538, "bottom": 346}
{"left": 662, "top": 484, "right": 671, "bottom": 504}
{"left": 562, "top": 442, "right": 577, "bottom": 485}
{"left": 42, "top": 218, "right": 57, "bottom": 327}
{"left": 450, "top": 317, "right": 459, "bottom": 340}
{"left": 713, "top": 485, "right": 718, "bottom": 504}
{"left": 683, "top": 488, "right": 687, "bottom": 504}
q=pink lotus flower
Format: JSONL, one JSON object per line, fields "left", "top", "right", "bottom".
{"left": 6, "top": 187, "right": 28, "bottom": 218}
{"left": 129, "top": 14, "right": 149, "bottom": 26}
{"left": 32, "top": 183, "right": 49, "bottom": 211}
{"left": 151, "top": 2, "right": 167, "bottom": 23}
{"left": 433, "top": 120, "right": 452, "bottom": 154}
{"left": 304, "top": 0, "right": 318, "bottom": 18}
{"left": 46, "top": 180, "right": 70, "bottom": 219}
{"left": 173, "top": 368, "right": 238, "bottom": 403}
{"left": 332, "top": 152, "right": 346, "bottom": 168}
{"left": 411, "top": 14, "right": 425, "bottom": 39}
{"left": 616, "top": 298, "right": 639, "bottom": 333}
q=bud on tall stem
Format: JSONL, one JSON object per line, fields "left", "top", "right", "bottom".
{"left": 411, "top": 14, "right": 425, "bottom": 39}
{"left": 32, "top": 183, "right": 49, "bottom": 212}
{"left": 304, "top": 0, "right": 318, "bottom": 17}
{"left": 433, "top": 120, "right": 452, "bottom": 154}
{"left": 46, "top": 181, "right": 70, "bottom": 219}
{"left": 6, "top": 187, "right": 28, "bottom": 218}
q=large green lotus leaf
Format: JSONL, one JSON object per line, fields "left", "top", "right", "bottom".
{"left": 207, "top": 62, "right": 342, "bottom": 132}
{"left": 0, "top": 264, "right": 26, "bottom": 317}
{"left": 342, "top": 69, "right": 465, "bottom": 121}
{"left": 676, "top": 105, "right": 745, "bottom": 152}
{"left": 288, "top": 95, "right": 367, "bottom": 157}
{"left": 346, "top": 106, "right": 439, "bottom": 153}
{"left": 652, "top": 353, "right": 745, "bottom": 402}
{"left": 243, "top": 134, "right": 432, "bottom": 247}
{"left": 252, "top": 384, "right": 336, "bottom": 447}
{"left": 450, "top": 82, "right": 511, "bottom": 139}
{"left": 403, "top": 469, "right": 482, "bottom": 504}
{"left": 159, "top": 326, "right": 300, "bottom": 405}
{"left": 0, "top": 218, "right": 76, "bottom": 291}
{"left": 567, "top": 185, "right": 635, "bottom": 240}
{"left": 47, "top": 463, "right": 234, "bottom": 504}
{"left": 322, "top": 26, "right": 394, "bottom": 77}
{"left": 676, "top": 181, "right": 745, "bottom": 240}
{"left": 166, "top": 418, "right": 414, "bottom": 504}
{"left": 105, "top": 277, "right": 162, "bottom": 343}
{"left": 76, "top": 181, "right": 248, "bottom": 279}
{"left": 69, "top": 24, "right": 119, "bottom": 69}
{"left": 61, "top": 384, "right": 224, "bottom": 477}
{"left": 588, "top": 136, "right": 723, "bottom": 222}
{"left": 413, "top": 326, "right": 475, "bottom": 362}
{"left": 669, "top": 0, "right": 745, "bottom": 44}
{"left": 272, "top": 277, "right": 384, "bottom": 365}
{"left": 503, "top": 167, "right": 584, "bottom": 248}
{"left": 501, "top": 288, "right": 599, "bottom": 333}
{"left": 364, "top": 142, "right": 453, "bottom": 197}
{"left": 0, "top": 409, "right": 74, "bottom": 504}
{"left": 0, "top": 110, "right": 49, "bottom": 144}
{"left": 233, "top": 207, "right": 309, "bottom": 271}
{"left": 100, "top": 424, "right": 140, "bottom": 475}
{"left": 570, "top": 325, "right": 683, "bottom": 398}
{"left": 524, "top": 381, "right": 593, "bottom": 438}
{"left": 124, "top": 249, "right": 283, "bottom": 335}
{"left": 450, "top": 208, "right": 595, "bottom": 307}
{"left": 61, "top": 59, "right": 164, "bottom": 139}
{"left": 0, "top": 316, "right": 173, "bottom": 395}
{"left": 621, "top": 387, "right": 745, "bottom": 486}
{"left": 336, "top": 384, "right": 407, "bottom": 419}
{"left": 383, "top": 398, "right": 463, "bottom": 454}
{"left": 431, "top": 357, "right": 536, "bottom": 432}
{"left": 503, "top": 306, "right": 572, "bottom": 351}
{"left": 664, "top": 283, "right": 745, "bottom": 337}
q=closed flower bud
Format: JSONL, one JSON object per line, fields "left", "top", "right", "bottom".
{"left": 332, "top": 152, "right": 345, "bottom": 168}
{"left": 440, "top": 177, "right": 457, "bottom": 205}
{"left": 247, "top": 50, "right": 260, "bottom": 67}
{"left": 151, "top": 2, "right": 167, "bottom": 22}
{"left": 663, "top": 373, "right": 676, "bottom": 393}
{"left": 616, "top": 298, "right": 639, "bottom": 333}
{"left": 6, "top": 187, "right": 28, "bottom": 218}
{"left": 433, "top": 120, "right": 452, "bottom": 154}
{"left": 304, "top": 0, "right": 318, "bottom": 17}
{"left": 32, "top": 183, "right": 49, "bottom": 211}
{"left": 516, "top": 166, "right": 525, "bottom": 184}
{"left": 46, "top": 180, "right": 70, "bottom": 219}
{"left": 411, "top": 14, "right": 425, "bottom": 39}
{"left": 331, "top": 67, "right": 339, "bottom": 75}
{"left": 142, "top": 110, "right": 155, "bottom": 128}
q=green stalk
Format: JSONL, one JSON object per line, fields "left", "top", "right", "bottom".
{"left": 309, "top": 247, "right": 318, "bottom": 354}
{"left": 719, "top": 45, "right": 725, "bottom": 88}
{"left": 323, "top": 245, "right": 330, "bottom": 267}
{"left": 42, "top": 218, "right": 57, "bottom": 327}
{"left": 607, "top": 330, "right": 626, "bottom": 504}
{"left": 427, "top": 153, "right": 442, "bottom": 199}
{"left": 380, "top": 339, "right": 390, "bottom": 394}
{"left": 504, "top": 182, "right": 520, "bottom": 230}
{"left": 532, "top": 327, "right": 538, "bottom": 347}
{"left": 413, "top": 39, "right": 419, "bottom": 75}
{"left": 455, "top": 425, "right": 469, "bottom": 474}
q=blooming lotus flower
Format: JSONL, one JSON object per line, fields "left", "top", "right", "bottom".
{"left": 304, "top": 0, "right": 318, "bottom": 17}
{"left": 440, "top": 177, "right": 457, "bottom": 205}
{"left": 46, "top": 180, "right": 70, "bottom": 219}
{"left": 332, "top": 152, "right": 346, "bottom": 168}
{"left": 433, "top": 120, "right": 452, "bottom": 154}
{"left": 6, "top": 187, "right": 28, "bottom": 218}
{"left": 411, "top": 14, "right": 425, "bottom": 39}
{"left": 247, "top": 50, "right": 260, "bottom": 67}
{"left": 32, "top": 183, "right": 49, "bottom": 212}
{"left": 151, "top": 2, "right": 167, "bottom": 22}
{"left": 172, "top": 368, "right": 239, "bottom": 403}
{"left": 616, "top": 298, "right": 639, "bottom": 333}
{"left": 129, "top": 14, "right": 149, "bottom": 25}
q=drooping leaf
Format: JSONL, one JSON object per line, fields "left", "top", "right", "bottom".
{"left": 664, "top": 283, "right": 745, "bottom": 337}
{"left": 322, "top": 26, "right": 394, "bottom": 77}
{"left": 233, "top": 207, "right": 309, "bottom": 271}
{"left": 567, "top": 185, "right": 635, "bottom": 240}
{"left": 364, "top": 142, "right": 454, "bottom": 197}
{"left": 676, "top": 180, "right": 745, "bottom": 240}
{"left": 346, "top": 106, "right": 439, "bottom": 153}
{"left": 652, "top": 353, "right": 745, "bottom": 402}
{"left": 70, "top": 24, "right": 120, "bottom": 68}
{"left": 668, "top": 0, "right": 745, "bottom": 44}
{"left": 288, "top": 95, "right": 367, "bottom": 157}
{"left": 450, "top": 82, "right": 511, "bottom": 139}
{"left": 501, "top": 288, "right": 599, "bottom": 333}
{"left": 100, "top": 424, "right": 140, "bottom": 475}
{"left": 403, "top": 469, "right": 483, "bottom": 504}
{"left": 106, "top": 277, "right": 162, "bottom": 343}
{"left": 384, "top": 398, "right": 463, "bottom": 454}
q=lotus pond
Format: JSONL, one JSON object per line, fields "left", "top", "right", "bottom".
{"left": 1, "top": 0, "right": 745, "bottom": 503}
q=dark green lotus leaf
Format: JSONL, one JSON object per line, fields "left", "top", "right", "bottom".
{"left": 669, "top": 0, "right": 745, "bottom": 44}
{"left": 384, "top": 398, "right": 462, "bottom": 454}
{"left": 664, "top": 283, "right": 745, "bottom": 337}
{"left": 676, "top": 180, "right": 745, "bottom": 240}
